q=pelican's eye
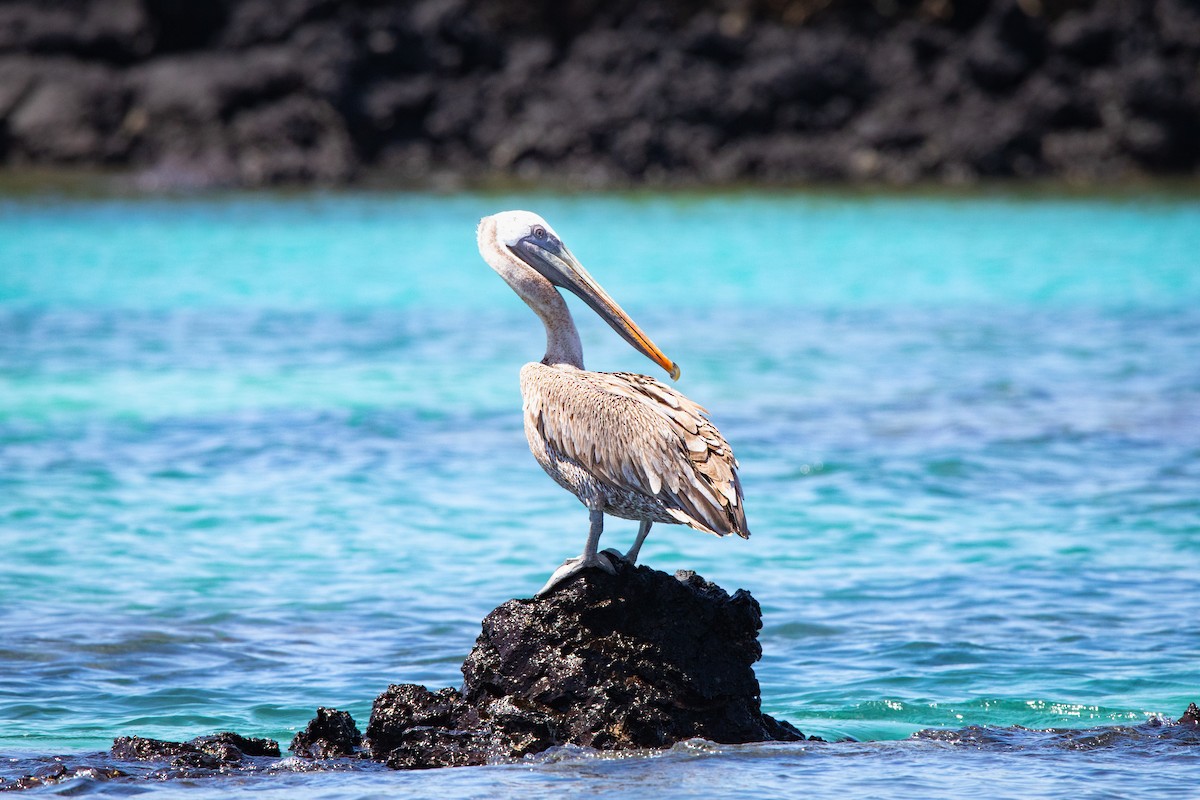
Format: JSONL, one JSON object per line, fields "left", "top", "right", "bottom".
{"left": 532, "top": 225, "right": 547, "bottom": 240}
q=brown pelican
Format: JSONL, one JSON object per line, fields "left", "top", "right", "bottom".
{"left": 477, "top": 210, "right": 749, "bottom": 595}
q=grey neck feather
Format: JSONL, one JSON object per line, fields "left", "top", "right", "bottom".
{"left": 480, "top": 226, "right": 585, "bottom": 371}
{"left": 527, "top": 278, "right": 584, "bottom": 370}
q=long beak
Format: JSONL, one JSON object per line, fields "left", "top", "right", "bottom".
{"left": 511, "top": 238, "right": 681, "bottom": 381}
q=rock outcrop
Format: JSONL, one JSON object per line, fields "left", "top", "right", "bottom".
{"left": 0, "top": 0, "right": 1197, "bottom": 188}
{"left": 110, "top": 732, "right": 281, "bottom": 766}
{"left": 363, "top": 560, "right": 804, "bottom": 769}
{"left": 288, "top": 707, "right": 364, "bottom": 759}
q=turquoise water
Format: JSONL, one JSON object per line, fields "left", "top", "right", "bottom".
{"left": 1, "top": 191, "right": 1198, "bottom": 795}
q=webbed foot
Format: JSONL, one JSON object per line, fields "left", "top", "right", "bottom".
{"left": 536, "top": 551, "right": 618, "bottom": 597}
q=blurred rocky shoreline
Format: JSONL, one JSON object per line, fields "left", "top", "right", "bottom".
{"left": 0, "top": 0, "right": 1197, "bottom": 190}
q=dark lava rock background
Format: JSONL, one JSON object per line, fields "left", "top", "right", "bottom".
{"left": 1, "top": 0, "right": 1198, "bottom": 189}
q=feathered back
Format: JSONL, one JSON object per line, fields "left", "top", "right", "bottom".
{"left": 521, "top": 363, "right": 749, "bottom": 538}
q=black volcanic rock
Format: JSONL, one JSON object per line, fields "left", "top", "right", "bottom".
{"left": 912, "top": 708, "right": 1200, "bottom": 750}
{"left": 289, "top": 707, "right": 363, "bottom": 759}
{"left": 363, "top": 560, "right": 804, "bottom": 770}
{"left": 111, "top": 732, "right": 280, "bottom": 767}
{"left": 0, "top": 0, "right": 1198, "bottom": 187}
{"left": 8, "top": 701, "right": 1197, "bottom": 789}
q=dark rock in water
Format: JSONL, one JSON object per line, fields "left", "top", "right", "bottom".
{"left": 289, "top": 707, "right": 363, "bottom": 758}
{"left": 111, "top": 732, "right": 280, "bottom": 766}
{"left": 110, "top": 736, "right": 200, "bottom": 761}
{"left": 0, "top": 732, "right": 283, "bottom": 790}
{"left": 0, "top": 762, "right": 128, "bottom": 791}
{"left": 194, "top": 732, "right": 281, "bottom": 758}
{"left": 913, "top": 704, "right": 1200, "bottom": 750}
{"left": 364, "top": 560, "right": 804, "bottom": 770}
{"left": 5, "top": 763, "right": 67, "bottom": 792}
{"left": 96, "top": 563, "right": 797, "bottom": 776}
{"left": 381, "top": 727, "right": 504, "bottom": 771}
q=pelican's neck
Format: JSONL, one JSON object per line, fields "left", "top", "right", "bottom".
{"left": 535, "top": 290, "right": 585, "bottom": 371}
{"left": 479, "top": 220, "right": 584, "bottom": 370}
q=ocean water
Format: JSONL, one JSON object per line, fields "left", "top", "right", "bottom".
{"left": 1, "top": 190, "right": 1198, "bottom": 796}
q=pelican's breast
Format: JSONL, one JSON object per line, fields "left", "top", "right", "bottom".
{"left": 519, "top": 362, "right": 749, "bottom": 538}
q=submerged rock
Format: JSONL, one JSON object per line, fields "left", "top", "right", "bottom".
{"left": 0, "top": 763, "right": 127, "bottom": 792}
{"left": 911, "top": 712, "right": 1200, "bottom": 750}
{"left": 362, "top": 560, "right": 804, "bottom": 769}
{"left": 0, "top": 733, "right": 282, "bottom": 791}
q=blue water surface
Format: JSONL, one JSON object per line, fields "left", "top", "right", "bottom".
{"left": 1, "top": 190, "right": 1198, "bottom": 796}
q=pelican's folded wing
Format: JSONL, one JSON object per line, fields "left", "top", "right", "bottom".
{"left": 520, "top": 363, "right": 749, "bottom": 538}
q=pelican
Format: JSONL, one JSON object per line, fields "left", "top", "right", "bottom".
{"left": 477, "top": 210, "right": 749, "bottom": 596}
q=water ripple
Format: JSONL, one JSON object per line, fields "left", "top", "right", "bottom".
{"left": 2, "top": 193, "right": 1199, "bottom": 797}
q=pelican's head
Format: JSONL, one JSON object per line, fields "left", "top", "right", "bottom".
{"left": 479, "top": 210, "right": 680, "bottom": 381}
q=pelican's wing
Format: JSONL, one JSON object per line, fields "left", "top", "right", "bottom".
{"left": 521, "top": 364, "right": 749, "bottom": 538}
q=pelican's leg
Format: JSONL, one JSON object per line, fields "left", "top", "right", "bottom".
{"left": 603, "top": 519, "right": 653, "bottom": 565}
{"left": 624, "top": 520, "right": 652, "bottom": 564}
{"left": 536, "top": 509, "right": 618, "bottom": 597}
